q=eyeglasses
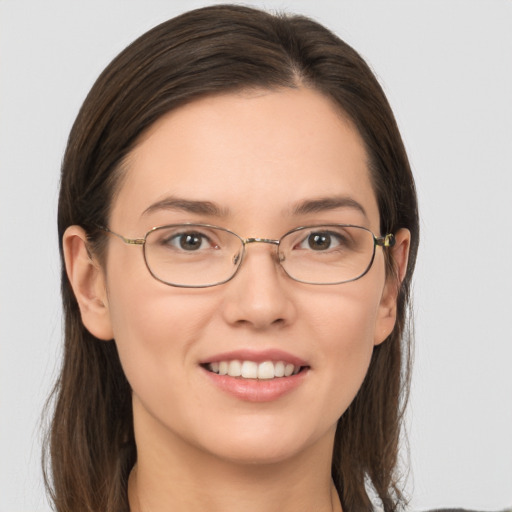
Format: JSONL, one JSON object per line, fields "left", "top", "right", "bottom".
{"left": 100, "top": 223, "right": 395, "bottom": 288}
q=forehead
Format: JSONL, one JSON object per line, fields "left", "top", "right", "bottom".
{"left": 112, "top": 87, "right": 380, "bottom": 232}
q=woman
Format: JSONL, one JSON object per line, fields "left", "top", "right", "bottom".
{"left": 46, "top": 5, "right": 419, "bottom": 512}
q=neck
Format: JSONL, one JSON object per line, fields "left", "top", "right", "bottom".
{"left": 128, "top": 411, "right": 342, "bottom": 512}
{"left": 129, "top": 465, "right": 341, "bottom": 512}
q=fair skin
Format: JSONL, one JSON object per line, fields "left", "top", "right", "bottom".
{"left": 64, "top": 87, "right": 410, "bottom": 512}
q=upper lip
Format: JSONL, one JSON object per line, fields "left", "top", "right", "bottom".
{"left": 199, "top": 349, "right": 309, "bottom": 367}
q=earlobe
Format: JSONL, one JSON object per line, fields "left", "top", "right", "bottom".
{"left": 374, "top": 228, "right": 411, "bottom": 346}
{"left": 63, "top": 226, "right": 114, "bottom": 341}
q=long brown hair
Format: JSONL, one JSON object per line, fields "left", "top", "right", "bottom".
{"left": 45, "top": 5, "right": 419, "bottom": 511}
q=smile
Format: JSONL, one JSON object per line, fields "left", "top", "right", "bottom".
{"left": 205, "top": 360, "right": 303, "bottom": 380}
{"left": 200, "top": 350, "right": 310, "bottom": 401}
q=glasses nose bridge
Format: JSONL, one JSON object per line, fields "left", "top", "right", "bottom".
{"left": 239, "top": 237, "right": 283, "bottom": 265}
{"left": 243, "top": 237, "right": 280, "bottom": 247}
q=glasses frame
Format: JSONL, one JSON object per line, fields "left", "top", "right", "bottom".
{"left": 99, "top": 223, "right": 395, "bottom": 288}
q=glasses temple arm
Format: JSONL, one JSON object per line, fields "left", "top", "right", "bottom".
{"left": 98, "top": 226, "right": 145, "bottom": 245}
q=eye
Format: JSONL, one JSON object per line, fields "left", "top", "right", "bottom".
{"left": 299, "top": 231, "right": 344, "bottom": 251}
{"left": 165, "top": 231, "right": 214, "bottom": 251}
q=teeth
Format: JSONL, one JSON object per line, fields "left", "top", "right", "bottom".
{"left": 228, "top": 360, "right": 242, "bottom": 377}
{"left": 207, "top": 360, "right": 302, "bottom": 380}
{"left": 218, "top": 361, "right": 228, "bottom": 375}
{"left": 241, "top": 361, "right": 258, "bottom": 378}
{"left": 257, "top": 361, "right": 274, "bottom": 380}
{"left": 274, "top": 361, "right": 285, "bottom": 377}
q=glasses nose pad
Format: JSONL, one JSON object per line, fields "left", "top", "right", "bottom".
{"left": 232, "top": 251, "right": 242, "bottom": 266}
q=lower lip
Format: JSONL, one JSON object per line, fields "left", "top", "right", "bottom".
{"left": 201, "top": 367, "right": 309, "bottom": 402}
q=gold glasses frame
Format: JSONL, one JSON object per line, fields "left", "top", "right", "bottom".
{"left": 99, "top": 223, "right": 396, "bottom": 288}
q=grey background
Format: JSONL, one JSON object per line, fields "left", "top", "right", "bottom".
{"left": 1, "top": 1, "right": 511, "bottom": 510}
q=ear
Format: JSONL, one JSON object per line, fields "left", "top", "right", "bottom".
{"left": 63, "top": 225, "right": 114, "bottom": 341}
{"left": 374, "top": 228, "right": 411, "bottom": 346}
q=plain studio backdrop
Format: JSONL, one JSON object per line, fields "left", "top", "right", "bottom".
{"left": 0, "top": 1, "right": 511, "bottom": 510}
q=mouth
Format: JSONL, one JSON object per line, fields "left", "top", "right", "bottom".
{"left": 202, "top": 360, "right": 308, "bottom": 380}
{"left": 200, "top": 351, "right": 310, "bottom": 401}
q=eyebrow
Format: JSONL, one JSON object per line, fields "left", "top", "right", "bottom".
{"left": 141, "top": 195, "right": 367, "bottom": 220}
{"left": 291, "top": 196, "right": 368, "bottom": 219}
{"left": 141, "top": 197, "right": 228, "bottom": 218}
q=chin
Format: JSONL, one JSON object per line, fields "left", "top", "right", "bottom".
{"left": 210, "top": 442, "right": 306, "bottom": 466}
{"left": 195, "top": 419, "right": 334, "bottom": 467}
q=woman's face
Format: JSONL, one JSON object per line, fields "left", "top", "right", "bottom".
{"left": 90, "top": 88, "right": 401, "bottom": 465}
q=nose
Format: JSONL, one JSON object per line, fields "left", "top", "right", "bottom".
{"left": 221, "top": 242, "right": 297, "bottom": 330}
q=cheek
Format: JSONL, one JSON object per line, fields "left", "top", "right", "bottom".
{"left": 303, "top": 277, "right": 384, "bottom": 415}
{"left": 306, "top": 276, "right": 382, "bottom": 354}
{"left": 104, "top": 251, "right": 218, "bottom": 396}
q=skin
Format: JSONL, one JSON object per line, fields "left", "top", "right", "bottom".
{"left": 64, "top": 87, "right": 410, "bottom": 512}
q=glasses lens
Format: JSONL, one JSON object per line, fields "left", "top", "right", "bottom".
{"left": 144, "top": 225, "right": 243, "bottom": 287}
{"left": 279, "top": 225, "right": 375, "bottom": 284}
